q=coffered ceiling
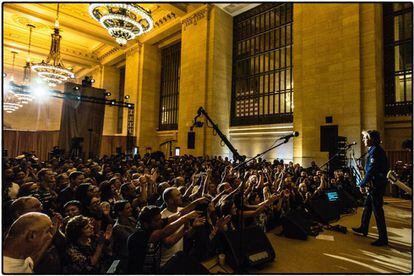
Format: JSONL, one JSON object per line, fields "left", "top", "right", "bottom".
{"left": 3, "top": 3, "right": 258, "bottom": 81}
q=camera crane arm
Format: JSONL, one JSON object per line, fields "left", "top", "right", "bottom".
{"left": 192, "top": 107, "right": 245, "bottom": 162}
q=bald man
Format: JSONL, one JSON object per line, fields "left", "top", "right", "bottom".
{"left": 3, "top": 212, "right": 54, "bottom": 273}
{"left": 10, "top": 196, "right": 43, "bottom": 221}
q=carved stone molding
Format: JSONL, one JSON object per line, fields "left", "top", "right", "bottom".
{"left": 124, "top": 43, "right": 142, "bottom": 57}
{"left": 98, "top": 47, "right": 120, "bottom": 62}
{"left": 154, "top": 12, "right": 177, "bottom": 28}
{"left": 181, "top": 5, "right": 209, "bottom": 31}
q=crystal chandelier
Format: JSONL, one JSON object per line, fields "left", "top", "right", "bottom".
{"left": 15, "top": 24, "right": 36, "bottom": 104}
{"left": 32, "top": 4, "right": 75, "bottom": 87}
{"left": 3, "top": 91, "right": 23, "bottom": 113}
{"left": 3, "top": 52, "right": 23, "bottom": 113}
{"left": 89, "top": 3, "right": 154, "bottom": 46}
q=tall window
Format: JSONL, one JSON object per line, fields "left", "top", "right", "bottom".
{"left": 231, "top": 3, "right": 293, "bottom": 126}
{"left": 383, "top": 3, "right": 413, "bottom": 115}
{"left": 159, "top": 42, "right": 181, "bottom": 130}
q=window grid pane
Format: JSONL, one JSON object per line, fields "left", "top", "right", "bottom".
{"left": 231, "top": 3, "right": 293, "bottom": 126}
{"left": 383, "top": 3, "right": 413, "bottom": 115}
{"left": 159, "top": 42, "right": 181, "bottom": 130}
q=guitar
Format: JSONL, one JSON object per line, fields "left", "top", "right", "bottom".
{"left": 350, "top": 155, "right": 372, "bottom": 194}
{"left": 387, "top": 170, "right": 412, "bottom": 195}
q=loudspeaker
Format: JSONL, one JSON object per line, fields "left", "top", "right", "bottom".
{"left": 320, "top": 125, "right": 338, "bottom": 152}
{"left": 161, "top": 251, "right": 209, "bottom": 274}
{"left": 222, "top": 226, "right": 275, "bottom": 270}
{"left": 282, "top": 210, "right": 309, "bottom": 240}
{"left": 309, "top": 194, "right": 340, "bottom": 224}
{"left": 338, "top": 189, "right": 357, "bottom": 212}
{"left": 187, "top": 131, "right": 195, "bottom": 149}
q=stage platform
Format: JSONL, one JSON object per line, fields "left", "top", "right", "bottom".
{"left": 246, "top": 197, "right": 412, "bottom": 273}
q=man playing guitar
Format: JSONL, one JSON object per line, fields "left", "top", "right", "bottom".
{"left": 352, "top": 130, "right": 389, "bottom": 246}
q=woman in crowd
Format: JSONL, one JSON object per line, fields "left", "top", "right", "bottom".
{"left": 112, "top": 200, "right": 137, "bottom": 260}
{"left": 64, "top": 215, "right": 113, "bottom": 273}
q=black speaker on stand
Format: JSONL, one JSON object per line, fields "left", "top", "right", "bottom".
{"left": 187, "top": 131, "right": 195, "bottom": 149}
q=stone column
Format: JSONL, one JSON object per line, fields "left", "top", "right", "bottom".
{"left": 293, "top": 4, "right": 363, "bottom": 166}
{"left": 178, "top": 5, "right": 233, "bottom": 157}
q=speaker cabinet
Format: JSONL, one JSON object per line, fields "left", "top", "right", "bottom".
{"left": 187, "top": 131, "right": 195, "bottom": 149}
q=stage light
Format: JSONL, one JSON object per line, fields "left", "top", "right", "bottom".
{"left": 32, "top": 83, "right": 49, "bottom": 102}
{"left": 124, "top": 95, "right": 130, "bottom": 99}
{"left": 74, "top": 86, "right": 80, "bottom": 91}
{"left": 105, "top": 92, "right": 111, "bottom": 97}
{"left": 127, "top": 103, "right": 132, "bottom": 108}
{"left": 4, "top": 79, "right": 10, "bottom": 92}
{"left": 90, "top": 78, "right": 95, "bottom": 83}
{"left": 110, "top": 100, "right": 115, "bottom": 105}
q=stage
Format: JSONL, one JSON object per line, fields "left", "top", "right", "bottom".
{"left": 245, "top": 197, "right": 412, "bottom": 273}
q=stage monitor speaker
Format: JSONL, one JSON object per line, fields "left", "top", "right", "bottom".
{"left": 161, "top": 251, "right": 209, "bottom": 274}
{"left": 338, "top": 189, "right": 357, "bottom": 212}
{"left": 282, "top": 209, "right": 310, "bottom": 240}
{"left": 309, "top": 193, "right": 340, "bottom": 224}
{"left": 187, "top": 131, "right": 195, "bottom": 149}
{"left": 222, "top": 225, "right": 275, "bottom": 270}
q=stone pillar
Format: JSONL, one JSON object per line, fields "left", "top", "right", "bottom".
{"left": 124, "top": 44, "right": 141, "bottom": 148}
{"left": 136, "top": 43, "right": 162, "bottom": 151}
{"left": 205, "top": 6, "right": 233, "bottom": 158}
{"left": 178, "top": 5, "right": 210, "bottom": 156}
{"left": 293, "top": 4, "right": 362, "bottom": 166}
{"left": 101, "top": 65, "right": 120, "bottom": 135}
{"left": 360, "top": 4, "right": 385, "bottom": 142}
{"left": 178, "top": 5, "right": 233, "bottom": 157}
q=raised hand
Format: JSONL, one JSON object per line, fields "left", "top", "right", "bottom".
{"left": 192, "top": 216, "right": 206, "bottom": 227}
{"left": 104, "top": 224, "right": 113, "bottom": 241}
{"left": 184, "top": 210, "right": 201, "bottom": 221}
{"left": 216, "top": 215, "right": 232, "bottom": 231}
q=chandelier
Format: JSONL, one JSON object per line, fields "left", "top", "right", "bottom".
{"left": 89, "top": 3, "right": 154, "bottom": 46}
{"left": 3, "top": 52, "right": 23, "bottom": 113}
{"left": 15, "top": 24, "right": 36, "bottom": 104}
{"left": 3, "top": 92, "right": 23, "bottom": 113}
{"left": 32, "top": 4, "right": 75, "bottom": 87}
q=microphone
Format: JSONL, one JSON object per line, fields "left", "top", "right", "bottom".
{"left": 345, "top": 141, "right": 357, "bottom": 148}
{"left": 278, "top": 131, "right": 299, "bottom": 141}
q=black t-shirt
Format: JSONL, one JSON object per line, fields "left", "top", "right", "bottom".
{"left": 127, "top": 219, "right": 168, "bottom": 274}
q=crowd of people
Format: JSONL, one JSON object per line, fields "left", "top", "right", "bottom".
{"left": 2, "top": 151, "right": 369, "bottom": 273}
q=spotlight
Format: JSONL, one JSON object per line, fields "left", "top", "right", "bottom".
{"left": 77, "top": 96, "right": 81, "bottom": 100}
{"left": 124, "top": 95, "right": 130, "bottom": 100}
{"left": 105, "top": 92, "right": 111, "bottom": 97}
{"left": 82, "top": 76, "right": 94, "bottom": 87}
{"left": 32, "top": 83, "right": 49, "bottom": 102}
{"left": 3, "top": 73, "right": 7, "bottom": 78}
{"left": 127, "top": 103, "right": 132, "bottom": 108}
{"left": 74, "top": 86, "right": 80, "bottom": 91}
{"left": 110, "top": 100, "right": 115, "bottom": 105}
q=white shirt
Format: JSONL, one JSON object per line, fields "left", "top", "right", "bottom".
{"left": 160, "top": 207, "right": 183, "bottom": 267}
{"left": 3, "top": 256, "right": 34, "bottom": 273}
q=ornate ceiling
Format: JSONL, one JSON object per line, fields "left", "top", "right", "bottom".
{"left": 3, "top": 3, "right": 258, "bottom": 81}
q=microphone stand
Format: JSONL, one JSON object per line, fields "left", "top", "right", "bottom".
{"left": 232, "top": 136, "right": 293, "bottom": 272}
{"left": 319, "top": 144, "right": 355, "bottom": 179}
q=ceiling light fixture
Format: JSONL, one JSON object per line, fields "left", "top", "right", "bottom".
{"left": 32, "top": 3, "right": 75, "bottom": 87}
{"left": 89, "top": 3, "right": 154, "bottom": 46}
{"left": 3, "top": 51, "right": 22, "bottom": 113}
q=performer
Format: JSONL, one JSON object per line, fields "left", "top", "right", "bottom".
{"left": 352, "top": 130, "right": 389, "bottom": 246}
